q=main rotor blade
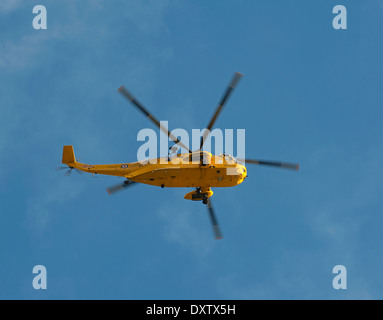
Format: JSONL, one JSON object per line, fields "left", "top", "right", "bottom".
{"left": 239, "top": 159, "right": 299, "bottom": 171}
{"left": 200, "top": 72, "right": 243, "bottom": 149}
{"left": 206, "top": 199, "right": 223, "bottom": 240}
{"left": 118, "top": 86, "right": 191, "bottom": 153}
{"left": 106, "top": 180, "right": 136, "bottom": 195}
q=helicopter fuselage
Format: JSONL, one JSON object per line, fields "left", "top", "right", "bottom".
{"left": 65, "top": 148, "right": 247, "bottom": 188}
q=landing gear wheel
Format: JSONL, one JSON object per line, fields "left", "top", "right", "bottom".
{"left": 202, "top": 195, "right": 208, "bottom": 205}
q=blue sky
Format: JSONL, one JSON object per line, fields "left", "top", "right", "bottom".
{"left": 1, "top": 0, "right": 383, "bottom": 299}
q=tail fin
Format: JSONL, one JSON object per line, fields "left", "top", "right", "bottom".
{"left": 62, "top": 145, "right": 76, "bottom": 164}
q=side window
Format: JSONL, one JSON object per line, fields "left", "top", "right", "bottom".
{"left": 182, "top": 153, "right": 211, "bottom": 165}
{"left": 190, "top": 154, "right": 200, "bottom": 163}
{"left": 182, "top": 155, "right": 192, "bottom": 163}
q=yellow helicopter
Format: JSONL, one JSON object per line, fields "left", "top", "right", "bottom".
{"left": 59, "top": 72, "right": 299, "bottom": 239}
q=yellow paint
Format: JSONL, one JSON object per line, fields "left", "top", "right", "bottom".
{"left": 62, "top": 146, "right": 247, "bottom": 193}
{"left": 184, "top": 187, "right": 214, "bottom": 201}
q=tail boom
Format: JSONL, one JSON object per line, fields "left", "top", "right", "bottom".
{"left": 61, "top": 145, "right": 135, "bottom": 177}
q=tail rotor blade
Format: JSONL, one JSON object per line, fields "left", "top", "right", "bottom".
{"left": 206, "top": 199, "right": 223, "bottom": 240}
{"left": 57, "top": 166, "right": 84, "bottom": 175}
{"left": 73, "top": 168, "right": 84, "bottom": 175}
{"left": 57, "top": 165, "right": 74, "bottom": 176}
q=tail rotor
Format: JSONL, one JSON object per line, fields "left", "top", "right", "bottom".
{"left": 56, "top": 166, "right": 83, "bottom": 176}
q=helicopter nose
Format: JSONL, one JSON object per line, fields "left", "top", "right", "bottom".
{"left": 242, "top": 166, "right": 247, "bottom": 179}
{"left": 236, "top": 165, "right": 247, "bottom": 183}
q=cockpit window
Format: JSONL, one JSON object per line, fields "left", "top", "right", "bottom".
{"left": 219, "top": 153, "right": 237, "bottom": 164}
